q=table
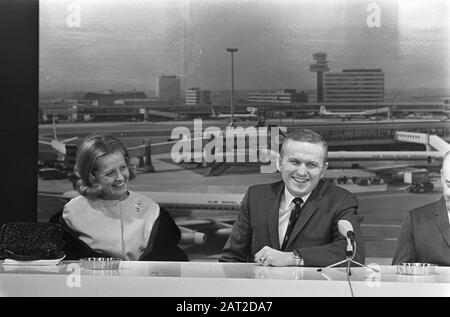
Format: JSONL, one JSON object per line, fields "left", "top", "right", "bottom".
{"left": 1, "top": 261, "right": 450, "bottom": 296}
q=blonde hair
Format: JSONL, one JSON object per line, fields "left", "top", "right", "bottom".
{"left": 74, "top": 134, "right": 135, "bottom": 198}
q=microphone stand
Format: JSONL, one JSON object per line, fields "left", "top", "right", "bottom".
{"left": 317, "top": 240, "right": 379, "bottom": 276}
{"left": 316, "top": 230, "right": 379, "bottom": 298}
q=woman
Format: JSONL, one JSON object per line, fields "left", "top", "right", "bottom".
{"left": 59, "top": 134, "right": 188, "bottom": 261}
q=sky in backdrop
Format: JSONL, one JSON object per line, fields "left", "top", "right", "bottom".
{"left": 40, "top": 0, "right": 450, "bottom": 93}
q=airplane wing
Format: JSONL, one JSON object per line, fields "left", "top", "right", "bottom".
{"left": 176, "top": 217, "right": 235, "bottom": 229}
{"left": 366, "top": 163, "right": 426, "bottom": 171}
{"left": 61, "top": 137, "right": 78, "bottom": 143}
{"left": 39, "top": 140, "right": 52, "bottom": 146}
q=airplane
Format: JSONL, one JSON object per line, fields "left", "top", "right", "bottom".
{"left": 210, "top": 106, "right": 259, "bottom": 121}
{"left": 319, "top": 105, "right": 391, "bottom": 121}
{"left": 170, "top": 123, "right": 282, "bottom": 175}
{"left": 163, "top": 120, "right": 449, "bottom": 176}
{"left": 38, "top": 117, "right": 78, "bottom": 161}
{"left": 173, "top": 144, "right": 442, "bottom": 176}
{"left": 170, "top": 119, "right": 441, "bottom": 175}
{"left": 220, "top": 149, "right": 441, "bottom": 180}
{"left": 326, "top": 150, "right": 441, "bottom": 170}
{"left": 39, "top": 190, "right": 244, "bottom": 246}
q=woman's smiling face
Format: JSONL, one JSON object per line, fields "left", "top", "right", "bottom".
{"left": 94, "top": 151, "right": 130, "bottom": 200}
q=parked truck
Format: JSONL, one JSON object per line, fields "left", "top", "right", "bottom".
{"left": 404, "top": 169, "right": 430, "bottom": 184}
{"left": 404, "top": 169, "right": 433, "bottom": 193}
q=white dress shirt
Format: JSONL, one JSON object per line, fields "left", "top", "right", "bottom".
{"left": 447, "top": 208, "right": 450, "bottom": 225}
{"left": 278, "top": 187, "right": 311, "bottom": 247}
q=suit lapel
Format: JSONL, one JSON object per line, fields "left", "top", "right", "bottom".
{"left": 267, "top": 181, "right": 284, "bottom": 250}
{"left": 286, "top": 180, "right": 325, "bottom": 250}
{"left": 432, "top": 197, "right": 450, "bottom": 248}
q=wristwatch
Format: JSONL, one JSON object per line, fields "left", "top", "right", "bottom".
{"left": 292, "top": 249, "right": 304, "bottom": 266}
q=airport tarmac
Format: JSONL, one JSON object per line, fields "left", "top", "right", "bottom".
{"left": 38, "top": 152, "right": 442, "bottom": 264}
{"left": 38, "top": 119, "right": 445, "bottom": 264}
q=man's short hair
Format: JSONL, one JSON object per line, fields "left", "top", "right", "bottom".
{"left": 280, "top": 128, "right": 328, "bottom": 163}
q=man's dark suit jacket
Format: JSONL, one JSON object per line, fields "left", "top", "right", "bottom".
{"left": 220, "top": 179, "right": 365, "bottom": 267}
{"left": 392, "top": 197, "right": 450, "bottom": 266}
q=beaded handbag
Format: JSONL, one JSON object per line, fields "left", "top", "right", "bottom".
{"left": 0, "top": 223, "right": 65, "bottom": 260}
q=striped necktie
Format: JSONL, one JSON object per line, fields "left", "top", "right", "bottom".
{"left": 281, "top": 197, "right": 303, "bottom": 251}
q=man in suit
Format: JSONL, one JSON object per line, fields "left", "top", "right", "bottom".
{"left": 392, "top": 151, "right": 450, "bottom": 265}
{"left": 219, "top": 128, "right": 365, "bottom": 267}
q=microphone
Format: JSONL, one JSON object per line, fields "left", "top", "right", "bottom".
{"left": 338, "top": 220, "right": 356, "bottom": 240}
{"left": 338, "top": 220, "right": 355, "bottom": 256}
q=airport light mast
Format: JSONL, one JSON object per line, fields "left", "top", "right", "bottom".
{"left": 309, "top": 52, "right": 329, "bottom": 102}
{"left": 226, "top": 48, "right": 238, "bottom": 127}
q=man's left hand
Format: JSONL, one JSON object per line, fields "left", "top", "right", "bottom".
{"left": 254, "top": 246, "right": 295, "bottom": 267}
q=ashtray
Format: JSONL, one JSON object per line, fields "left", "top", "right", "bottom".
{"left": 396, "top": 263, "right": 436, "bottom": 275}
{"left": 80, "top": 257, "right": 122, "bottom": 270}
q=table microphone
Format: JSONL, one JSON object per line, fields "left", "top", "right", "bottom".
{"left": 321, "top": 220, "right": 378, "bottom": 276}
{"left": 338, "top": 220, "right": 355, "bottom": 255}
{"left": 338, "top": 220, "right": 356, "bottom": 240}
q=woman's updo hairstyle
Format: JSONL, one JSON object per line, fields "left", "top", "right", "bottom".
{"left": 73, "top": 134, "right": 135, "bottom": 198}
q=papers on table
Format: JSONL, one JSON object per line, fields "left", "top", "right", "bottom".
{"left": 2, "top": 255, "right": 65, "bottom": 266}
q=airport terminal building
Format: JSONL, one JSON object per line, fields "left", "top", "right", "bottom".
{"left": 158, "top": 74, "right": 181, "bottom": 104}
{"left": 247, "top": 89, "right": 308, "bottom": 104}
{"left": 185, "top": 88, "right": 212, "bottom": 106}
{"left": 324, "top": 69, "right": 385, "bottom": 103}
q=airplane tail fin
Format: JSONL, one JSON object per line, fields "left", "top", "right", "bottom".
{"left": 52, "top": 117, "right": 58, "bottom": 140}
{"left": 211, "top": 107, "right": 218, "bottom": 116}
{"left": 254, "top": 110, "right": 266, "bottom": 127}
{"left": 319, "top": 105, "right": 327, "bottom": 114}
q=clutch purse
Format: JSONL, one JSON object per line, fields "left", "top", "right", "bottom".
{"left": 0, "top": 222, "right": 65, "bottom": 261}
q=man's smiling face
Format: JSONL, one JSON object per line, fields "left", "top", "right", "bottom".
{"left": 279, "top": 139, "right": 328, "bottom": 197}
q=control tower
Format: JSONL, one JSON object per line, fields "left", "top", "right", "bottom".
{"left": 309, "top": 52, "right": 329, "bottom": 102}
